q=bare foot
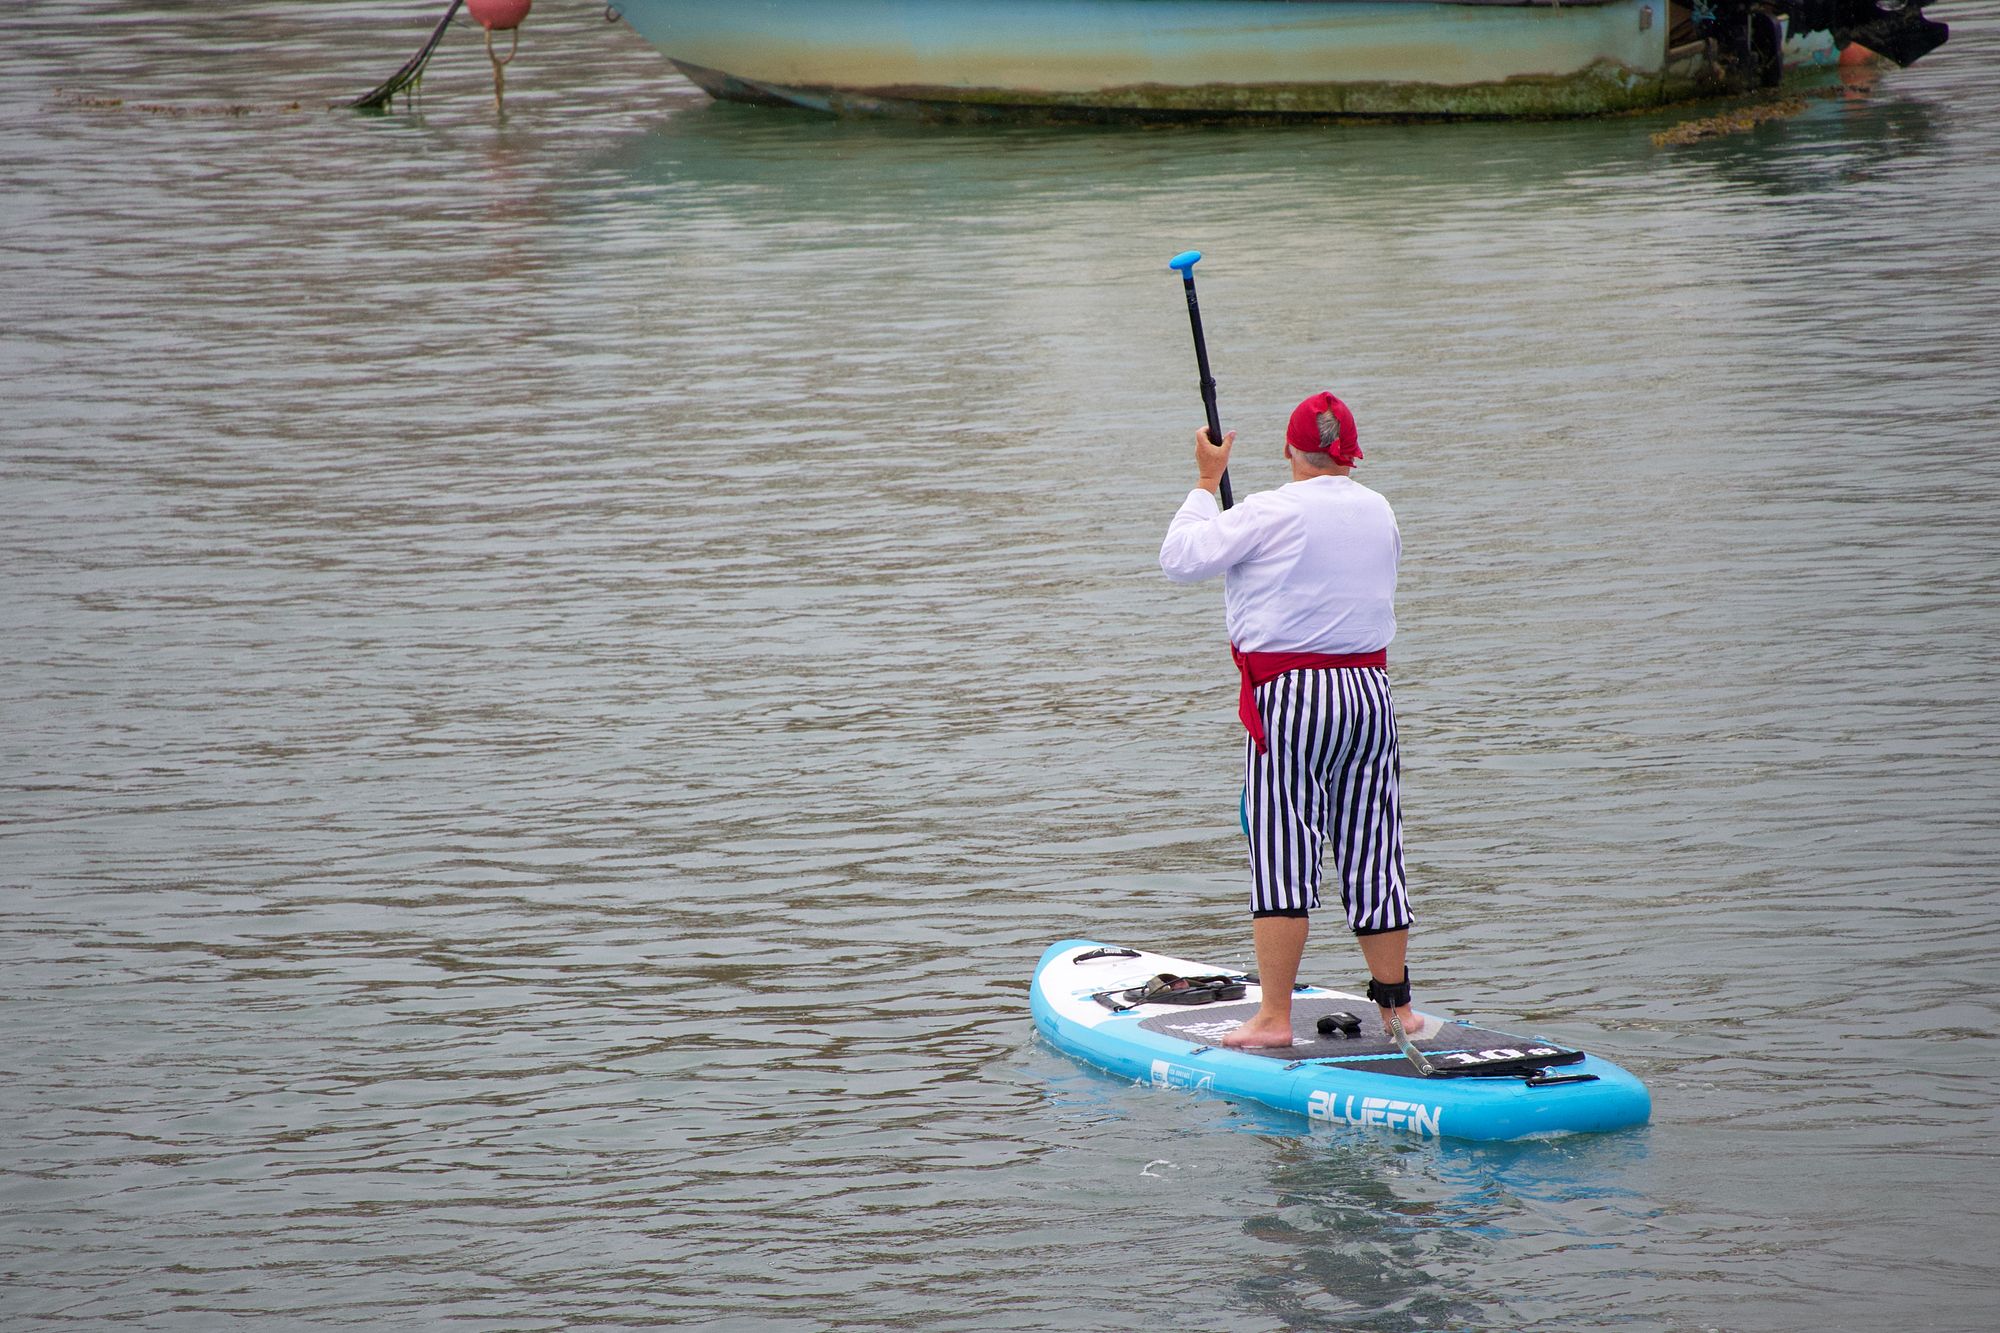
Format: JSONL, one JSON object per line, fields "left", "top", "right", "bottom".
{"left": 1220, "top": 1017, "right": 1298, "bottom": 1049}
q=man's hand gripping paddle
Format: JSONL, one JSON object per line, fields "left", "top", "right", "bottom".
{"left": 1168, "top": 250, "right": 1234, "bottom": 511}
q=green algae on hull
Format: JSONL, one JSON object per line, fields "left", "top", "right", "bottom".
{"left": 677, "top": 58, "right": 1846, "bottom": 124}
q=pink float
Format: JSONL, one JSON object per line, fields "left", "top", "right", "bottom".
{"left": 466, "top": 0, "right": 531, "bottom": 31}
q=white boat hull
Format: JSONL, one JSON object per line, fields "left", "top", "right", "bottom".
{"left": 611, "top": 0, "right": 1844, "bottom": 120}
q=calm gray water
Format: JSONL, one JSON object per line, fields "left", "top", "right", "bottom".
{"left": 4, "top": 3, "right": 1998, "bottom": 1329}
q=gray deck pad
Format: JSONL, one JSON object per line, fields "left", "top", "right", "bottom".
{"left": 1135, "top": 996, "right": 1576, "bottom": 1073}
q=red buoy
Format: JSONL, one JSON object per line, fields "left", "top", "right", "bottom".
{"left": 466, "top": 0, "right": 531, "bottom": 31}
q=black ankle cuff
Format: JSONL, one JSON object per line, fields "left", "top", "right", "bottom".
{"left": 1366, "top": 969, "right": 1412, "bottom": 1010}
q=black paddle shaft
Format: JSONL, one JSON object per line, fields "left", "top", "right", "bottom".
{"left": 1176, "top": 271, "right": 1234, "bottom": 510}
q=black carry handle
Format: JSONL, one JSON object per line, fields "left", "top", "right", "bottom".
{"left": 1168, "top": 251, "right": 1234, "bottom": 510}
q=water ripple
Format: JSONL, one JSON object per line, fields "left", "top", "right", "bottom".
{"left": 4, "top": 2, "right": 1999, "bottom": 1329}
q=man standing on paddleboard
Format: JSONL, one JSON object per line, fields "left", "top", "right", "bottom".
{"left": 1158, "top": 393, "right": 1435, "bottom": 1050}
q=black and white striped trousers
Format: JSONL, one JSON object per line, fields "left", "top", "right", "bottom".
{"left": 1243, "top": 666, "right": 1412, "bottom": 934}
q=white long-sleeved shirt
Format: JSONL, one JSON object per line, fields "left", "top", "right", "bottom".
{"left": 1158, "top": 475, "right": 1398, "bottom": 654}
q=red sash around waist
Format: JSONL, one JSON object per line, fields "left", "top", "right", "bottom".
{"left": 1231, "top": 645, "right": 1388, "bottom": 753}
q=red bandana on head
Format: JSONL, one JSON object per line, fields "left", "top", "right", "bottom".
{"left": 1285, "top": 392, "right": 1361, "bottom": 466}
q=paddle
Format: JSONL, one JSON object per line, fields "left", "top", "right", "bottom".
{"left": 1167, "top": 250, "right": 1234, "bottom": 511}
{"left": 1169, "top": 251, "right": 1247, "bottom": 835}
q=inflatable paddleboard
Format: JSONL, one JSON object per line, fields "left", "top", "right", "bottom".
{"left": 1032, "top": 940, "right": 1649, "bottom": 1142}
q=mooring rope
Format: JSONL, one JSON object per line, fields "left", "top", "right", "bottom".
{"left": 484, "top": 25, "right": 519, "bottom": 114}
{"left": 346, "top": 0, "right": 465, "bottom": 111}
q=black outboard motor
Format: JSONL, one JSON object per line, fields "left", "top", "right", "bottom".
{"left": 1696, "top": 0, "right": 1946, "bottom": 93}
{"left": 1777, "top": 0, "right": 1950, "bottom": 68}
{"left": 1831, "top": 0, "right": 1950, "bottom": 68}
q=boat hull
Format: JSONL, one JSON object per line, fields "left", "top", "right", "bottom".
{"left": 612, "top": 0, "right": 1842, "bottom": 120}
